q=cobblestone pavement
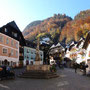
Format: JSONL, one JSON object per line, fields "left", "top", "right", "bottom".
{"left": 0, "top": 68, "right": 90, "bottom": 90}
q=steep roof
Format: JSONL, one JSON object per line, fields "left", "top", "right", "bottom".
{"left": 60, "top": 42, "right": 66, "bottom": 48}
{"left": 76, "top": 37, "right": 85, "bottom": 48}
{"left": 56, "top": 43, "right": 61, "bottom": 47}
{"left": 0, "top": 21, "right": 26, "bottom": 46}
{"left": 50, "top": 44, "right": 55, "bottom": 49}
{"left": 83, "top": 31, "right": 90, "bottom": 49}
{"left": 7, "top": 21, "right": 20, "bottom": 32}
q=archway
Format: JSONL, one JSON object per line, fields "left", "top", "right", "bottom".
{"left": 4, "top": 59, "right": 8, "bottom": 65}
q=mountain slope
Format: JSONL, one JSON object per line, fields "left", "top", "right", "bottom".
{"left": 60, "top": 10, "right": 90, "bottom": 43}
{"left": 23, "top": 9, "right": 90, "bottom": 44}
{"left": 23, "top": 14, "right": 72, "bottom": 44}
{"left": 23, "top": 20, "right": 42, "bottom": 36}
{"left": 74, "top": 9, "right": 90, "bottom": 20}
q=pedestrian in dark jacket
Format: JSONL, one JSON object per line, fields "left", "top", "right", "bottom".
{"left": 73, "top": 63, "right": 78, "bottom": 73}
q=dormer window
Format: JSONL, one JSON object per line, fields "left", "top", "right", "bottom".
{"left": 14, "top": 33, "right": 17, "bottom": 37}
{"left": 12, "top": 32, "right": 17, "bottom": 37}
{"left": 5, "top": 28, "right": 8, "bottom": 33}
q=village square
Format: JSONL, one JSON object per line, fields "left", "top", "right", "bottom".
{"left": 0, "top": 21, "right": 90, "bottom": 90}
{"left": 0, "top": 0, "right": 90, "bottom": 90}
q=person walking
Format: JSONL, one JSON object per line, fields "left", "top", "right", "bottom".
{"left": 73, "top": 62, "right": 78, "bottom": 73}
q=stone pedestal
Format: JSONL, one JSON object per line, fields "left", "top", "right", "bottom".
{"left": 27, "top": 65, "right": 50, "bottom": 71}
{"left": 19, "top": 64, "right": 59, "bottom": 79}
{"left": 34, "top": 61, "right": 42, "bottom": 65}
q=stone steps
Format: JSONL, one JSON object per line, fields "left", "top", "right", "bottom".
{"left": 18, "top": 70, "right": 59, "bottom": 79}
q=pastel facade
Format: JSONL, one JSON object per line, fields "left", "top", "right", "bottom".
{"left": 0, "top": 21, "right": 26, "bottom": 67}
{"left": 0, "top": 33, "right": 19, "bottom": 66}
{"left": 24, "top": 46, "right": 43, "bottom": 65}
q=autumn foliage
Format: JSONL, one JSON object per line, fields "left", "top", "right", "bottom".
{"left": 23, "top": 14, "right": 72, "bottom": 43}
{"left": 23, "top": 10, "right": 90, "bottom": 44}
{"left": 60, "top": 15, "right": 90, "bottom": 43}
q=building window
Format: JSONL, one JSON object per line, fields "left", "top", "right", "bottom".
{"left": 31, "top": 56, "right": 33, "bottom": 59}
{"left": 12, "top": 32, "right": 14, "bottom": 36}
{"left": 12, "top": 32, "right": 17, "bottom": 37}
{"left": 3, "top": 48, "right": 7, "bottom": 54}
{"left": 14, "top": 33, "right": 17, "bottom": 37}
{"left": 6, "top": 38, "right": 9, "bottom": 44}
{"left": 16, "top": 42, "right": 18, "bottom": 48}
{"left": 11, "top": 40, "right": 14, "bottom": 46}
{"left": 33, "top": 51, "right": 36, "bottom": 54}
{"left": 11, "top": 49, "right": 13, "bottom": 56}
{"left": 31, "top": 51, "right": 33, "bottom": 54}
{"left": 41, "top": 54, "right": 42, "bottom": 56}
{"left": 5, "top": 28, "right": 8, "bottom": 33}
{"left": 0, "top": 35, "right": 3, "bottom": 42}
{"left": 16, "top": 51, "right": 18, "bottom": 57}
{"left": 27, "top": 55, "right": 29, "bottom": 59}
{"left": 27, "top": 49, "right": 29, "bottom": 53}
{"left": 24, "top": 56, "right": 26, "bottom": 58}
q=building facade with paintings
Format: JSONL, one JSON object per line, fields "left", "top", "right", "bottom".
{"left": 82, "top": 32, "right": 90, "bottom": 74}
{"left": 49, "top": 43, "right": 65, "bottom": 64}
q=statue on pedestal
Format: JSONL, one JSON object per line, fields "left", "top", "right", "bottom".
{"left": 35, "top": 37, "right": 41, "bottom": 61}
{"left": 35, "top": 32, "right": 42, "bottom": 65}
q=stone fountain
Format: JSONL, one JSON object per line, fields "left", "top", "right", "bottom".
{"left": 19, "top": 34, "right": 59, "bottom": 79}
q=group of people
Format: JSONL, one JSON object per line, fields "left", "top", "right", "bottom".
{"left": 49, "top": 56, "right": 88, "bottom": 75}
{"left": 0, "top": 65, "right": 11, "bottom": 72}
{"left": 0, "top": 65, "right": 15, "bottom": 80}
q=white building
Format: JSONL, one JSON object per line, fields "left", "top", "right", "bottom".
{"left": 82, "top": 32, "right": 90, "bottom": 74}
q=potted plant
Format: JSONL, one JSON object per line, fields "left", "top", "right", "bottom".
{"left": 50, "top": 64, "right": 57, "bottom": 72}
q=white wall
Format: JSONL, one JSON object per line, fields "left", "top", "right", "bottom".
{"left": 86, "top": 44, "right": 90, "bottom": 60}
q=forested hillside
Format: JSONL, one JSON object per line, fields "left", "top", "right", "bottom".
{"left": 60, "top": 9, "right": 90, "bottom": 43}
{"left": 23, "top": 14, "right": 72, "bottom": 44}
{"left": 23, "top": 9, "right": 90, "bottom": 44}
